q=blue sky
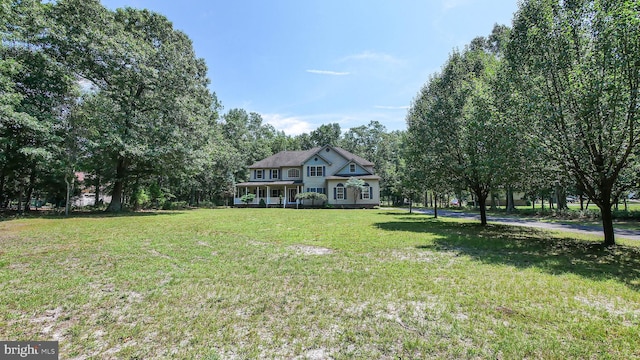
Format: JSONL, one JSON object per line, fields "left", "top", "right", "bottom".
{"left": 100, "top": 0, "right": 519, "bottom": 135}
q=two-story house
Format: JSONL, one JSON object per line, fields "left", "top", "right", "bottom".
{"left": 234, "top": 145, "right": 380, "bottom": 208}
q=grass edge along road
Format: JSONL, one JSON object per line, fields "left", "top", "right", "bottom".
{"left": 1, "top": 208, "right": 639, "bottom": 359}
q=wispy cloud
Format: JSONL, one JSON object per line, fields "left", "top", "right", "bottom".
{"left": 441, "top": 0, "right": 473, "bottom": 11}
{"left": 263, "top": 110, "right": 408, "bottom": 135}
{"left": 340, "top": 51, "right": 402, "bottom": 64}
{"left": 374, "top": 105, "right": 410, "bottom": 110}
{"left": 261, "top": 113, "right": 315, "bottom": 135}
{"left": 306, "top": 69, "right": 350, "bottom": 76}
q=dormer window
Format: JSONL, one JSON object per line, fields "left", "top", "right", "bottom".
{"left": 349, "top": 164, "right": 356, "bottom": 173}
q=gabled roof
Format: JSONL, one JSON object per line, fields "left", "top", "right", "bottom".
{"left": 248, "top": 147, "right": 322, "bottom": 168}
{"left": 334, "top": 158, "right": 373, "bottom": 176}
{"left": 248, "top": 146, "right": 374, "bottom": 169}
{"left": 332, "top": 146, "right": 374, "bottom": 167}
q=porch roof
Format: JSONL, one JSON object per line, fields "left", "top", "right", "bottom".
{"left": 325, "top": 175, "right": 381, "bottom": 181}
{"left": 235, "top": 181, "right": 300, "bottom": 187}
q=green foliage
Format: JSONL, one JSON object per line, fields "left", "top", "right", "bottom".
{"left": 310, "top": 123, "right": 341, "bottom": 147}
{"left": 505, "top": 0, "right": 640, "bottom": 245}
{"left": 161, "top": 200, "right": 189, "bottom": 210}
{"left": 47, "top": 0, "right": 216, "bottom": 212}
{"left": 406, "top": 36, "right": 525, "bottom": 225}
{"left": 345, "top": 177, "right": 365, "bottom": 205}
{"left": 240, "top": 193, "right": 256, "bottom": 205}
{"left": 131, "top": 188, "right": 150, "bottom": 209}
{"left": 295, "top": 191, "right": 328, "bottom": 206}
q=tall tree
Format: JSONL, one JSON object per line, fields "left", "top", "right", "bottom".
{"left": 1, "top": 0, "right": 76, "bottom": 211}
{"left": 309, "top": 123, "right": 341, "bottom": 147}
{"left": 507, "top": 0, "right": 640, "bottom": 246}
{"left": 220, "top": 108, "right": 274, "bottom": 182}
{"left": 49, "top": 0, "right": 214, "bottom": 211}
{"left": 407, "top": 39, "right": 524, "bottom": 225}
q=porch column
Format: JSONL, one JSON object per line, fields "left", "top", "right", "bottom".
{"left": 284, "top": 186, "right": 287, "bottom": 208}
{"left": 267, "top": 186, "right": 270, "bottom": 207}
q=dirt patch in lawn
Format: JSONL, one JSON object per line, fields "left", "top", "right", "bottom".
{"left": 288, "top": 244, "right": 334, "bottom": 255}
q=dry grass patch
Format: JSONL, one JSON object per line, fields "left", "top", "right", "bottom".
{"left": 1, "top": 209, "right": 639, "bottom": 358}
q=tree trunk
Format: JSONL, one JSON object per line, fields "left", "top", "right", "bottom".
{"left": 600, "top": 200, "right": 615, "bottom": 247}
{"left": 506, "top": 187, "right": 515, "bottom": 213}
{"left": 94, "top": 175, "right": 101, "bottom": 206}
{"left": 433, "top": 192, "right": 438, "bottom": 219}
{"left": 555, "top": 185, "right": 567, "bottom": 210}
{"left": 65, "top": 174, "right": 72, "bottom": 216}
{"left": 23, "top": 169, "right": 36, "bottom": 212}
{"left": 478, "top": 192, "right": 488, "bottom": 226}
{"left": 579, "top": 194, "right": 584, "bottom": 210}
{"left": 106, "top": 158, "right": 128, "bottom": 212}
{"left": 0, "top": 167, "right": 5, "bottom": 210}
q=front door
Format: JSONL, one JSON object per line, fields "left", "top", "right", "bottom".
{"left": 288, "top": 188, "right": 297, "bottom": 203}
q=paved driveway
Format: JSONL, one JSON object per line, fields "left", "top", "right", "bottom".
{"left": 405, "top": 208, "right": 640, "bottom": 241}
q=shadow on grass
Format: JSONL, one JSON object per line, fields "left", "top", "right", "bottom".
{"left": 0, "top": 210, "right": 186, "bottom": 221}
{"left": 375, "top": 216, "right": 640, "bottom": 291}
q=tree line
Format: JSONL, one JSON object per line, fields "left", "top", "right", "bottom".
{"left": 2, "top": 0, "right": 638, "bottom": 246}
{"left": 0, "top": 0, "right": 408, "bottom": 213}
{"left": 406, "top": 0, "right": 639, "bottom": 246}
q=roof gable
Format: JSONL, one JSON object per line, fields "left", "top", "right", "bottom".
{"left": 334, "top": 160, "right": 373, "bottom": 176}
{"left": 331, "top": 146, "right": 374, "bottom": 167}
{"left": 248, "top": 147, "right": 321, "bottom": 168}
{"left": 248, "top": 145, "right": 374, "bottom": 169}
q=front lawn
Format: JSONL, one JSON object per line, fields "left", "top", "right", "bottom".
{"left": 1, "top": 209, "right": 639, "bottom": 358}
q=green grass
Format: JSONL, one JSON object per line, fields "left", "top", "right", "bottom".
{"left": 1, "top": 209, "right": 640, "bottom": 359}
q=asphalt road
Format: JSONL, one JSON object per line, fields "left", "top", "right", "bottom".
{"left": 406, "top": 208, "right": 640, "bottom": 241}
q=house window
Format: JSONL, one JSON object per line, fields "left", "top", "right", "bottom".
{"left": 271, "top": 189, "right": 281, "bottom": 198}
{"left": 362, "top": 183, "right": 370, "bottom": 199}
{"left": 336, "top": 183, "right": 345, "bottom": 200}
{"left": 308, "top": 166, "right": 324, "bottom": 177}
{"left": 288, "top": 169, "right": 300, "bottom": 178}
{"left": 271, "top": 169, "right": 279, "bottom": 179}
{"left": 349, "top": 163, "right": 356, "bottom": 173}
{"left": 255, "top": 170, "right": 264, "bottom": 179}
{"left": 306, "top": 188, "right": 326, "bottom": 194}
{"left": 254, "top": 188, "right": 266, "bottom": 197}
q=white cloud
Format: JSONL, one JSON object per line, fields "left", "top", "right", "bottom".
{"left": 374, "top": 105, "right": 410, "bottom": 110}
{"left": 340, "top": 51, "right": 402, "bottom": 64}
{"left": 261, "top": 114, "right": 315, "bottom": 136}
{"left": 441, "top": 0, "right": 473, "bottom": 11}
{"left": 306, "top": 69, "right": 350, "bottom": 76}
{"left": 262, "top": 109, "right": 409, "bottom": 136}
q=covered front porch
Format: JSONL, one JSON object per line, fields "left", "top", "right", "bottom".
{"left": 234, "top": 181, "right": 303, "bottom": 207}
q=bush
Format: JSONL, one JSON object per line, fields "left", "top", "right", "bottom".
{"left": 162, "top": 201, "right": 189, "bottom": 210}
{"left": 195, "top": 201, "right": 218, "bottom": 209}
{"left": 240, "top": 193, "right": 256, "bottom": 205}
